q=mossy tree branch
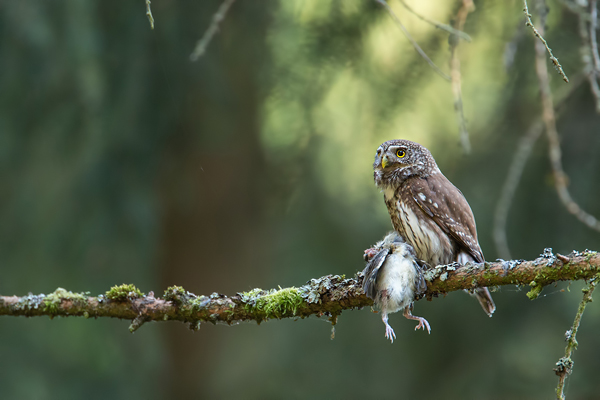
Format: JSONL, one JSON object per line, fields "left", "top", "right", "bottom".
{"left": 1, "top": 249, "right": 598, "bottom": 331}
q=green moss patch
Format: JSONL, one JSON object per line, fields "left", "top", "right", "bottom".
{"left": 242, "top": 287, "right": 305, "bottom": 319}
{"left": 105, "top": 284, "right": 144, "bottom": 301}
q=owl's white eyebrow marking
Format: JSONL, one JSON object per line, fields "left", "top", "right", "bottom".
{"left": 418, "top": 193, "right": 426, "bottom": 201}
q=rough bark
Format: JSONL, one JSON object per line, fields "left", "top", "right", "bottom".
{"left": 1, "top": 249, "right": 598, "bottom": 331}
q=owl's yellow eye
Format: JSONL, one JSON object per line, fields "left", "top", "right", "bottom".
{"left": 396, "top": 149, "right": 406, "bottom": 158}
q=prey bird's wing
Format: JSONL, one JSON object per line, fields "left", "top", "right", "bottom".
{"left": 361, "top": 247, "right": 390, "bottom": 299}
{"left": 408, "top": 175, "right": 484, "bottom": 263}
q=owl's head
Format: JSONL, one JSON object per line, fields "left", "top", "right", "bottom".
{"left": 373, "top": 139, "right": 440, "bottom": 188}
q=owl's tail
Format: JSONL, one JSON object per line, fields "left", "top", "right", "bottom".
{"left": 472, "top": 287, "right": 496, "bottom": 317}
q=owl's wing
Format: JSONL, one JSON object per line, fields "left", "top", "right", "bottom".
{"left": 361, "top": 247, "right": 390, "bottom": 299}
{"left": 407, "top": 175, "right": 484, "bottom": 263}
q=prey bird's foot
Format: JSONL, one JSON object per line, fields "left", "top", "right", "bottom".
{"left": 364, "top": 247, "right": 378, "bottom": 262}
{"left": 382, "top": 312, "right": 396, "bottom": 343}
{"left": 384, "top": 323, "right": 396, "bottom": 343}
{"left": 403, "top": 306, "right": 431, "bottom": 334}
{"left": 413, "top": 317, "right": 431, "bottom": 334}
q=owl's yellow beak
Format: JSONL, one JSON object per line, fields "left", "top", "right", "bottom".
{"left": 381, "top": 155, "right": 390, "bottom": 169}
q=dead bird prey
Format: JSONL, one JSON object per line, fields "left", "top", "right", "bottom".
{"left": 362, "top": 232, "right": 429, "bottom": 343}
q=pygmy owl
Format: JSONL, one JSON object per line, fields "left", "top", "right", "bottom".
{"left": 372, "top": 139, "right": 495, "bottom": 317}
{"left": 362, "top": 231, "right": 429, "bottom": 342}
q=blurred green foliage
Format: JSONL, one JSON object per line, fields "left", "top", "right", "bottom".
{"left": 1, "top": 0, "right": 600, "bottom": 399}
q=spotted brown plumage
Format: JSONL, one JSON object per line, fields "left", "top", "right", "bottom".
{"left": 373, "top": 139, "right": 496, "bottom": 317}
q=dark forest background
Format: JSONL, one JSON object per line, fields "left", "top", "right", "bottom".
{"left": 1, "top": 1, "right": 600, "bottom": 399}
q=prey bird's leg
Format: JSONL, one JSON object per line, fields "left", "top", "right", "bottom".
{"left": 381, "top": 312, "right": 396, "bottom": 343}
{"left": 403, "top": 305, "right": 431, "bottom": 334}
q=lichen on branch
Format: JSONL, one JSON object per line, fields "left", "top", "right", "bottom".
{"left": 1, "top": 249, "right": 598, "bottom": 331}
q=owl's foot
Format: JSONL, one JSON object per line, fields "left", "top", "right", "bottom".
{"left": 403, "top": 306, "right": 431, "bottom": 334}
{"left": 381, "top": 312, "right": 396, "bottom": 343}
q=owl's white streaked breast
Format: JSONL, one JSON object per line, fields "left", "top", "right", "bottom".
{"left": 397, "top": 199, "right": 449, "bottom": 266}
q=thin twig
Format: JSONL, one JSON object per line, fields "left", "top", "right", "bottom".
{"left": 493, "top": 75, "right": 584, "bottom": 260}
{"left": 568, "top": 0, "right": 600, "bottom": 112}
{"left": 560, "top": 0, "right": 600, "bottom": 39}
{"left": 559, "top": 0, "right": 597, "bottom": 23}
{"left": 534, "top": 0, "right": 600, "bottom": 232}
{"left": 493, "top": 122, "right": 543, "bottom": 260}
{"left": 590, "top": 0, "right": 600, "bottom": 112}
{"left": 504, "top": 19, "right": 527, "bottom": 71}
{"left": 524, "top": 0, "right": 570, "bottom": 82}
{"left": 591, "top": 1, "right": 600, "bottom": 73}
{"left": 376, "top": 0, "right": 451, "bottom": 81}
{"left": 190, "top": 0, "right": 236, "bottom": 62}
{"left": 397, "top": 0, "right": 472, "bottom": 42}
{"left": 555, "top": 280, "right": 597, "bottom": 400}
{"left": 450, "top": 0, "right": 475, "bottom": 154}
{"left": 145, "top": 0, "right": 154, "bottom": 30}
